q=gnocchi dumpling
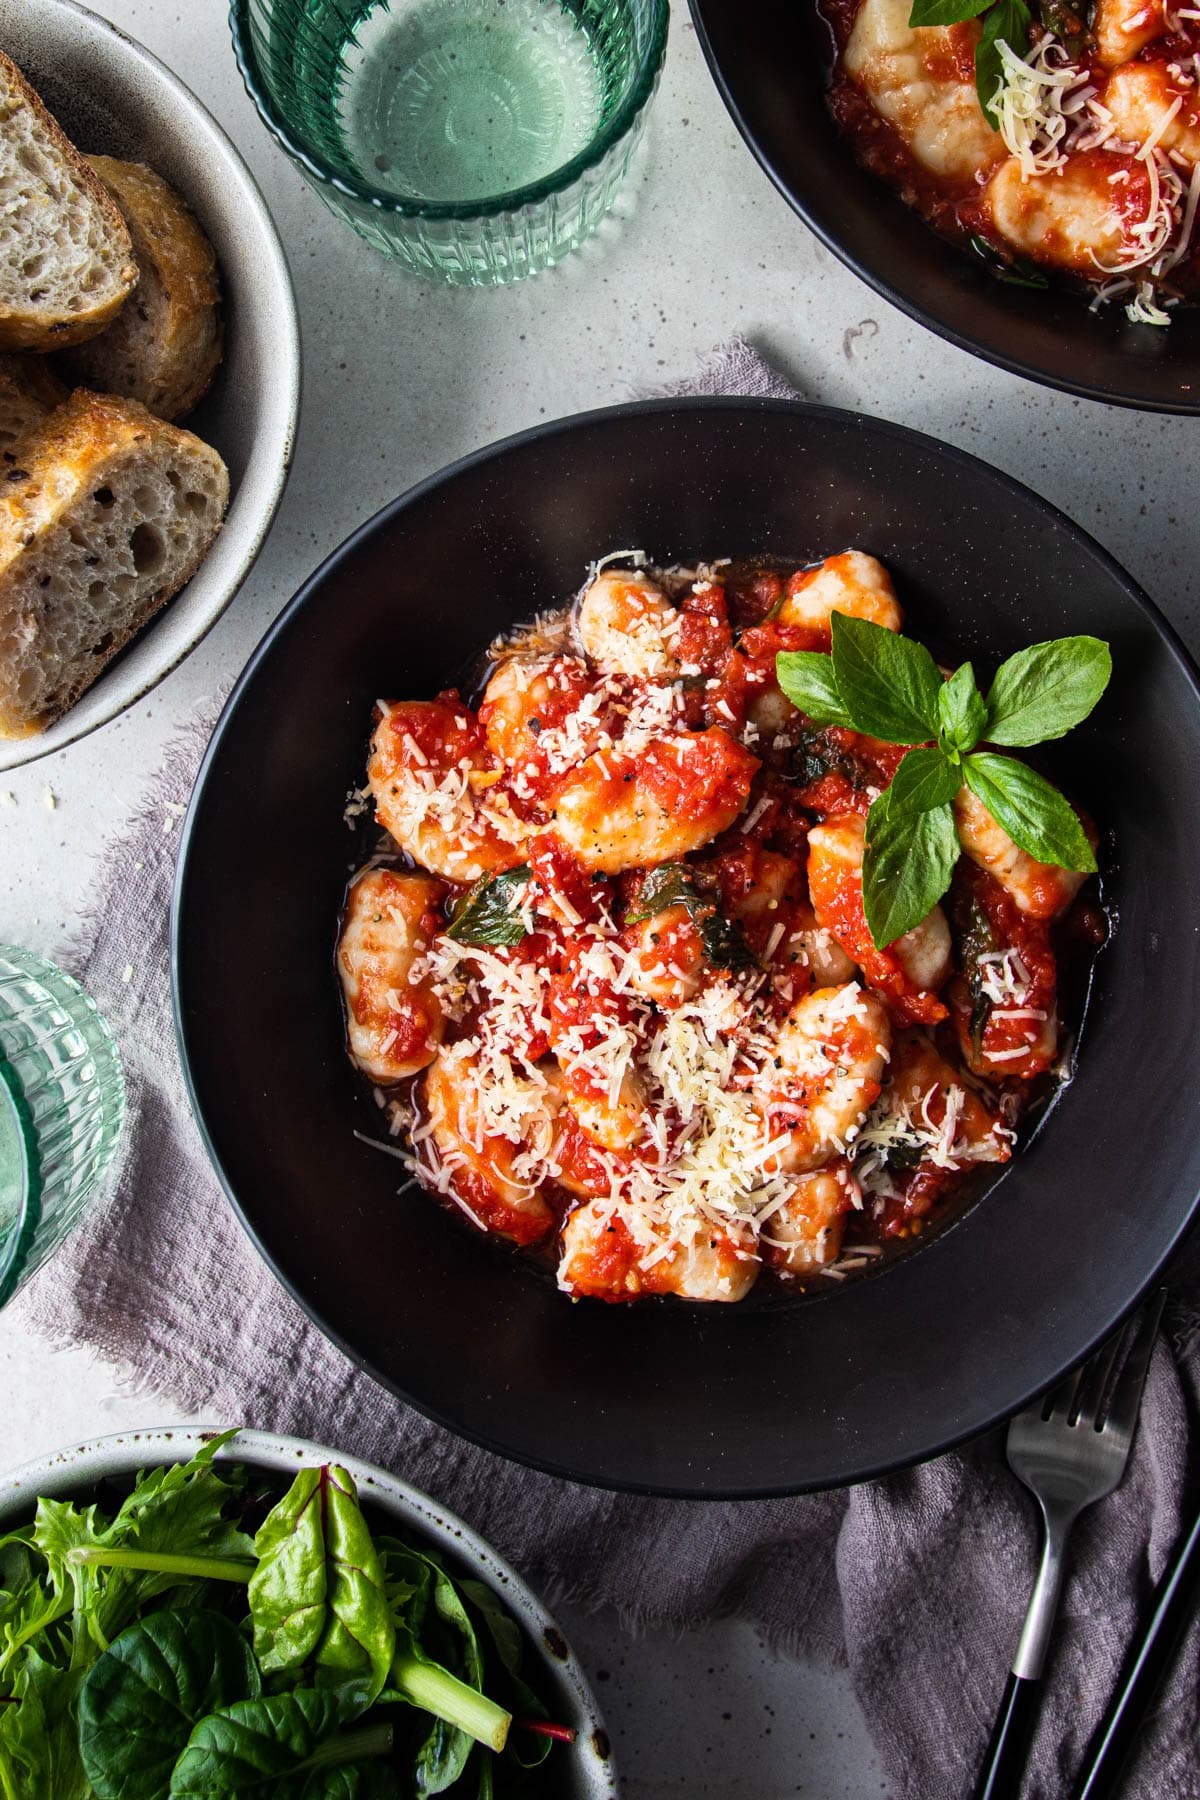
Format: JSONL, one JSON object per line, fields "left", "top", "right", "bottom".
{"left": 844, "top": 0, "right": 1004, "bottom": 182}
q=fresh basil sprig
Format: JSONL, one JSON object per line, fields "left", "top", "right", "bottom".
{"left": 907, "top": 0, "right": 1032, "bottom": 130}
{"left": 776, "top": 617, "right": 1110, "bottom": 948}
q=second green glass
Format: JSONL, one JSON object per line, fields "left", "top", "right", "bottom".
{"left": 0, "top": 947, "right": 124, "bottom": 1307}
{"left": 231, "top": 0, "right": 669, "bottom": 283}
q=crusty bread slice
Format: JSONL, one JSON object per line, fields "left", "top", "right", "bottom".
{"left": 59, "top": 158, "right": 223, "bottom": 421}
{"left": 0, "top": 53, "right": 138, "bottom": 352}
{"left": 0, "top": 352, "right": 66, "bottom": 456}
{"left": 0, "top": 389, "right": 229, "bottom": 737}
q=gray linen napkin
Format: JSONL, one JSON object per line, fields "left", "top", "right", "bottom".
{"left": 16, "top": 337, "right": 1200, "bottom": 1800}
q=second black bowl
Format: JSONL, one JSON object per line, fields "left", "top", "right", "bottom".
{"left": 690, "top": 0, "right": 1200, "bottom": 412}
{"left": 174, "top": 399, "right": 1200, "bottom": 1495}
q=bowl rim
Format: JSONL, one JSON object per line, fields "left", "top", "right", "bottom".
{"left": 0, "top": 1424, "right": 617, "bottom": 1795}
{"left": 686, "top": 0, "right": 1200, "bottom": 417}
{"left": 227, "top": 0, "right": 669, "bottom": 221}
{"left": 0, "top": 0, "right": 301, "bottom": 774}
{"left": 172, "top": 395, "right": 1200, "bottom": 1498}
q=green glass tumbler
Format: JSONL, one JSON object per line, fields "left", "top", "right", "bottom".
{"left": 0, "top": 947, "right": 125, "bottom": 1306}
{"left": 230, "top": 0, "right": 669, "bottom": 284}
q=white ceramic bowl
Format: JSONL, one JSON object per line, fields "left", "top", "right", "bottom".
{"left": 0, "top": 1425, "right": 617, "bottom": 1798}
{"left": 0, "top": 0, "right": 300, "bottom": 773}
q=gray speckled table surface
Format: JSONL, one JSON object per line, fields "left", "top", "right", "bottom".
{"left": 2, "top": 0, "right": 1197, "bottom": 1791}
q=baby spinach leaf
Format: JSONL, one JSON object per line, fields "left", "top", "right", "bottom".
{"left": 78, "top": 1608, "right": 261, "bottom": 1800}
{"left": 168, "top": 1683, "right": 377, "bottom": 1796}
{"left": 862, "top": 791, "right": 960, "bottom": 949}
{"left": 250, "top": 1466, "right": 394, "bottom": 1702}
{"left": 774, "top": 651, "right": 856, "bottom": 729}
{"left": 445, "top": 868, "right": 531, "bottom": 947}
{"left": 964, "top": 753, "right": 1096, "bottom": 871}
{"left": 983, "top": 636, "right": 1112, "bottom": 747}
{"left": 937, "top": 663, "right": 987, "bottom": 755}
{"left": 458, "top": 1579, "right": 553, "bottom": 1772}
{"left": 829, "top": 614, "right": 943, "bottom": 745}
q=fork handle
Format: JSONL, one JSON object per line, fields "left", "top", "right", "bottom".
{"left": 971, "top": 1503, "right": 1073, "bottom": 1800}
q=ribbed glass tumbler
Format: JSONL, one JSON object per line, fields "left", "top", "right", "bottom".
{"left": 0, "top": 947, "right": 125, "bottom": 1306}
{"left": 230, "top": 0, "right": 668, "bottom": 284}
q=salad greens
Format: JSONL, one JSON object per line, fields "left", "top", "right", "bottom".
{"left": 0, "top": 1435, "right": 570, "bottom": 1800}
{"left": 776, "top": 618, "right": 1110, "bottom": 949}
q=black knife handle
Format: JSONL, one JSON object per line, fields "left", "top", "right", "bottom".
{"left": 971, "top": 1670, "right": 1043, "bottom": 1800}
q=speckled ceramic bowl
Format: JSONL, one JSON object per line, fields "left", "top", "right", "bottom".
{"left": 0, "top": 1425, "right": 617, "bottom": 1798}
{"left": 0, "top": 0, "right": 300, "bottom": 774}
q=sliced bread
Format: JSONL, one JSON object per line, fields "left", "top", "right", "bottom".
{"left": 0, "top": 389, "right": 229, "bottom": 737}
{"left": 59, "top": 158, "right": 223, "bottom": 421}
{"left": 0, "top": 352, "right": 66, "bottom": 456}
{"left": 0, "top": 53, "right": 138, "bottom": 352}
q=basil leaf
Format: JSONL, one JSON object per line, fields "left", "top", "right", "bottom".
{"left": 967, "top": 233, "right": 1051, "bottom": 289}
{"left": 79, "top": 1609, "right": 260, "bottom": 1800}
{"left": 774, "top": 651, "right": 856, "bottom": 729}
{"left": 964, "top": 753, "right": 1096, "bottom": 871}
{"left": 0, "top": 1648, "right": 88, "bottom": 1800}
{"left": 624, "top": 863, "right": 701, "bottom": 926}
{"left": 962, "top": 895, "right": 998, "bottom": 1057}
{"left": 829, "top": 614, "right": 943, "bottom": 744}
{"left": 699, "top": 910, "right": 759, "bottom": 972}
{"left": 937, "top": 663, "right": 987, "bottom": 753}
{"left": 983, "top": 636, "right": 1112, "bottom": 746}
{"left": 977, "top": 0, "right": 1032, "bottom": 129}
{"left": 250, "top": 1466, "right": 394, "bottom": 1703}
{"left": 887, "top": 746, "right": 961, "bottom": 814}
{"left": 625, "top": 864, "right": 758, "bottom": 970}
{"left": 908, "top": 0, "right": 989, "bottom": 19}
{"left": 445, "top": 867, "right": 531, "bottom": 948}
{"left": 862, "top": 792, "right": 960, "bottom": 949}
{"left": 169, "top": 1684, "right": 374, "bottom": 1796}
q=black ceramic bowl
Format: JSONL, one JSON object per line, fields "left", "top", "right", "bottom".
{"left": 689, "top": 0, "right": 1200, "bottom": 412}
{"left": 173, "top": 399, "right": 1200, "bottom": 1497}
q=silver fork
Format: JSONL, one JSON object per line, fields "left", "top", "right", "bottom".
{"left": 970, "top": 1290, "right": 1167, "bottom": 1800}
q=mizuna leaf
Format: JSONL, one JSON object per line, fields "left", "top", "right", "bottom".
{"left": 937, "top": 662, "right": 988, "bottom": 753}
{"left": 774, "top": 651, "right": 856, "bottom": 729}
{"left": 963, "top": 753, "right": 1096, "bottom": 871}
{"left": 983, "top": 636, "right": 1112, "bottom": 746}
{"left": 78, "top": 1610, "right": 260, "bottom": 1800}
{"left": 829, "top": 614, "right": 943, "bottom": 744}
{"left": 862, "top": 792, "right": 960, "bottom": 949}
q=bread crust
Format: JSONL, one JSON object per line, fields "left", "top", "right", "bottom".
{"left": 0, "top": 389, "right": 229, "bottom": 737}
{"left": 0, "top": 352, "right": 67, "bottom": 456}
{"left": 0, "top": 53, "right": 138, "bottom": 351}
{"left": 60, "top": 157, "right": 224, "bottom": 420}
